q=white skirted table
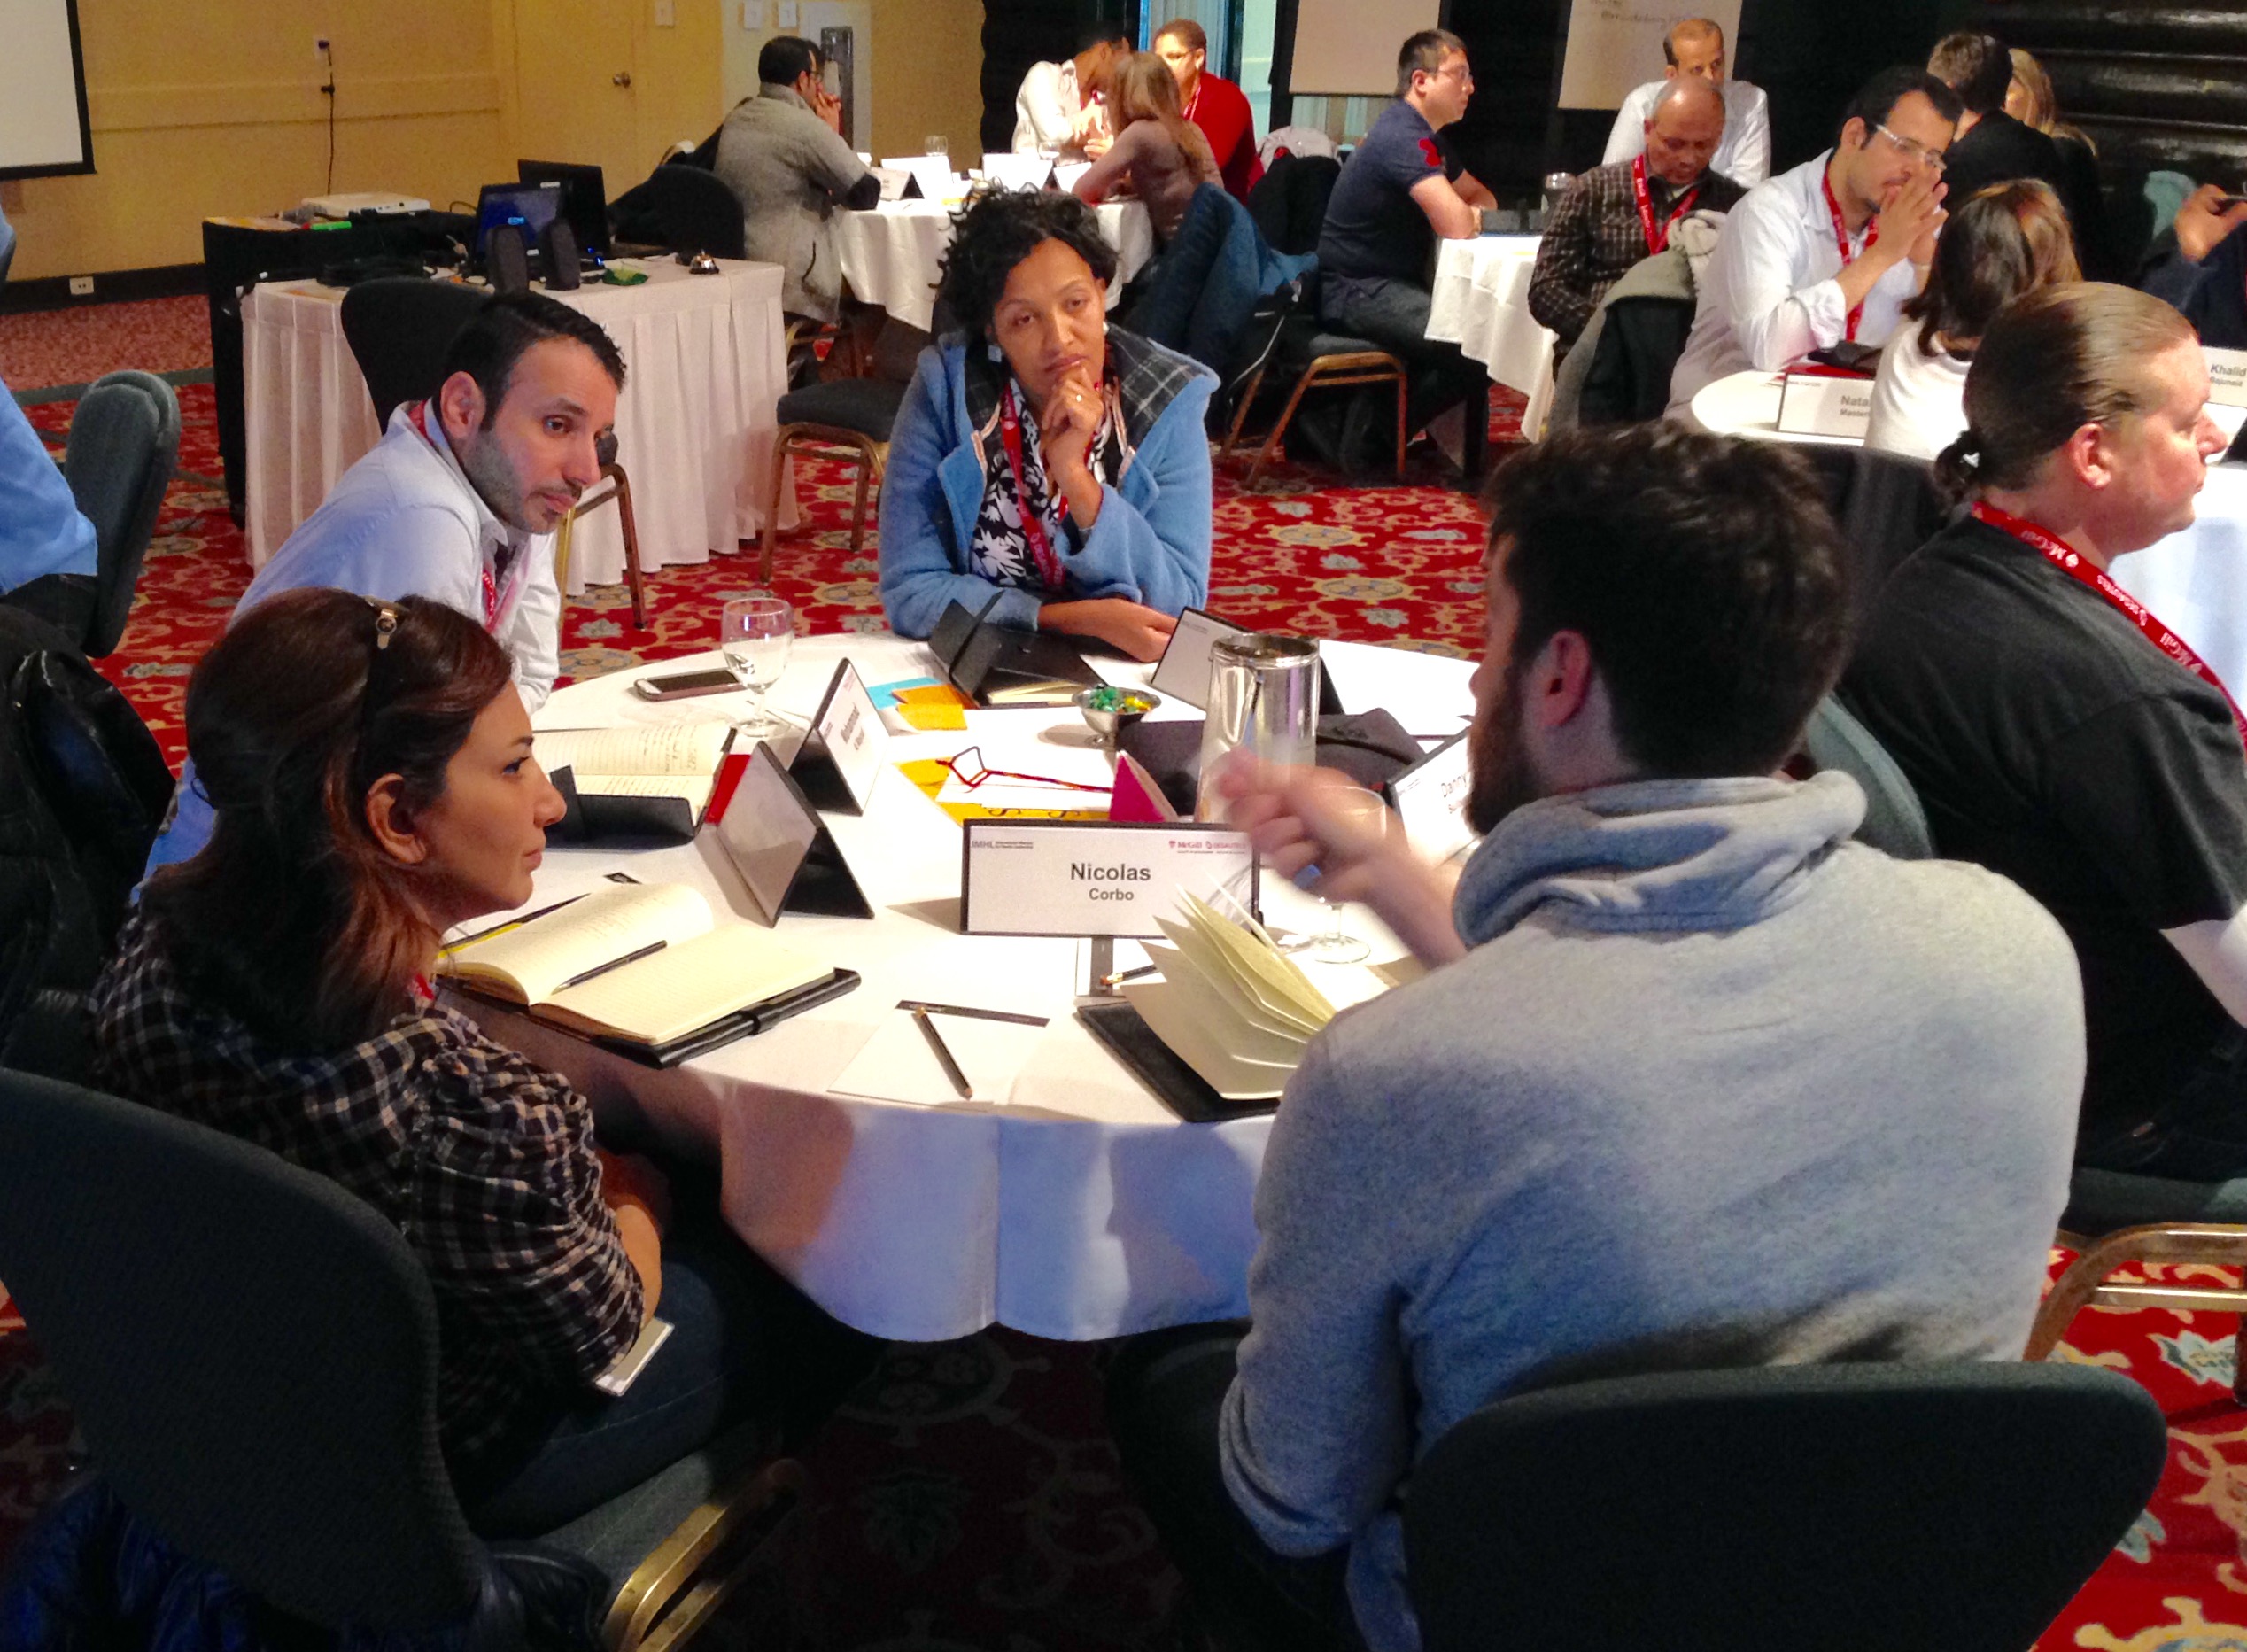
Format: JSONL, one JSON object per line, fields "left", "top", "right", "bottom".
{"left": 829, "top": 199, "right": 1156, "bottom": 333}
{"left": 1425, "top": 234, "right": 1557, "bottom": 438}
{"left": 240, "top": 258, "right": 797, "bottom": 592}
{"left": 1691, "top": 365, "right": 2247, "bottom": 708}
{"left": 454, "top": 632, "right": 1475, "bottom": 1344}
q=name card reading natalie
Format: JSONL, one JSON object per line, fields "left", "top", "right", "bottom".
{"left": 1384, "top": 731, "right": 1477, "bottom": 863}
{"left": 2208, "top": 347, "right": 2247, "bottom": 410}
{"left": 1776, "top": 367, "right": 1873, "bottom": 439}
{"left": 960, "top": 820, "right": 1258, "bottom": 939}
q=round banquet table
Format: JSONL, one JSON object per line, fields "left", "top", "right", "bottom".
{"left": 829, "top": 199, "right": 1155, "bottom": 334}
{"left": 241, "top": 258, "right": 797, "bottom": 591}
{"left": 1425, "top": 235, "right": 1557, "bottom": 438}
{"left": 456, "top": 632, "right": 1474, "bottom": 1345}
{"left": 1692, "top": 366, "right": 2247, "bottom": 712}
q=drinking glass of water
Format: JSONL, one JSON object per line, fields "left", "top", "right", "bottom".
{"left": 720, "top": 593, "right": 794, "bottom": 739}
{"left": 925, "top": 135, "right": 949, "bottom": 161}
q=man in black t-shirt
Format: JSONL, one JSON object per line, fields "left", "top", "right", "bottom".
{"left": 1843, "top": 284, "right": 2243, "bottom": 1174}
{"left": 1314, "top": 29, "right": 1499, "bottom": 449}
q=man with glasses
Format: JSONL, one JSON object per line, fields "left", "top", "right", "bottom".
{"left": 1668, "top": 66, "right": 1960, "bottom": 415}
{"left": 1312, "top": 29, "right": 1498, "bottom": 461}
{"left": 1602, "top": 17, "right": 1771, "bottom": 188}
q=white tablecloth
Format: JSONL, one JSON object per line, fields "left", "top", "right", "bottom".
{"left": 242, "top": 259, "right": 797, "bottom": 591}
{"left": 830, "top": 200, "right": 1156, "bottom": 333}
{"left": 1691, "top": 368, "right": 2247, "bottom": 702}
{"left": 464, "top": 632, "right": 1474, "bottom": 1343}
{"left": 1425, "top": 235, "right": 1557, "bottom": 438}
{"left": 1687, "top": 368, "right": 1865, "bottom": 447}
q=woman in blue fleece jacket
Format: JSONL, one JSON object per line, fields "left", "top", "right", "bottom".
{"left": 878, "top": 190, "right": 1215, "bottom": 662}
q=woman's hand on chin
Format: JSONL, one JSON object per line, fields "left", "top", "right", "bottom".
{"left": 1039, "top": 597, "right": 1178, "bottom": 662}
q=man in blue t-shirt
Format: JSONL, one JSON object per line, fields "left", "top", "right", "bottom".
{"left": 1315, "top": 29, "right": 1498, "bottom": 448}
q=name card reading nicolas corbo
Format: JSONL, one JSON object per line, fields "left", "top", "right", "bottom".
{"left": 961, "top": 820, "right": 1259, "bottom": 939}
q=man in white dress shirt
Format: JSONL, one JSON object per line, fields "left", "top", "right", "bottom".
{"left": 1603, "top": 19, "right": 1771, "bottom": 188}
{"left": 1666, "top": 66, "right": 1959, "bottom": 417}
{"left": 1013, "top": 24, "right": 1130, "bottom": 159}
{"left": 144, "top": 291, "right": 624, "bottom": 874}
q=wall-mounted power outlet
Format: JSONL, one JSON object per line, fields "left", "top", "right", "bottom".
{"left": 776, "top": 0, "right": 797, "bottom": 26}
{"left": 653, "top": 0, "right": 675, "bottom": 24}
{"left": 740, "top": 0, "right": 762, "bottom": 26}
{"left": 68, "top": 275, "right": 94, "bottom": 296}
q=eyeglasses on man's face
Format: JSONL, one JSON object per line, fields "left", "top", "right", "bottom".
{"left": 1874, "top": 123, "right": 1946, "bottom": 174}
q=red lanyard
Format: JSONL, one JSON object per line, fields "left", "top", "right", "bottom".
{"left": 1972, "top": 500, "right": 2247, "bottom": 746}
{"left": 997, "top": 383, "right": 1068, "bottom": 591}
{"left": 1182, "top": 81, "right": 1201, "bottom": 122}
{"left": 410, "top": 401, "right": 506, "bottom": 630}
{"left": 1631, "top": 156, "right": 1701, "bottom": 257}
{"left": 1819, "top": 173, "right": 1878, "bottom": 342}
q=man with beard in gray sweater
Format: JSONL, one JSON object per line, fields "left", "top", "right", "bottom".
{"left": 1106, "top": 422, "right": 2084, "bottom": 1652}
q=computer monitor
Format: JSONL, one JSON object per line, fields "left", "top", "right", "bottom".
{"left": 516, "top": 159, "right": 609, "bottom": 257}
{"left": 473, "top": 182, "right": 565, "bottom": 267}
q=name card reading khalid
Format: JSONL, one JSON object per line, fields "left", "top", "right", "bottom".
{"left": 960, "top": 820, "right": 1259, "bottom": 939}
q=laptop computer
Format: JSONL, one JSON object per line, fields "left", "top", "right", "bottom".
{"left": 516, "top": 159, "right": 610, "bottom": 258}
{"left": 473, "top": 181, "right": 565, "bottom": 272}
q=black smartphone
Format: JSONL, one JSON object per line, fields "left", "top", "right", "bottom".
{"left": 631, "top": 667, "right": 738, "bottom": 701}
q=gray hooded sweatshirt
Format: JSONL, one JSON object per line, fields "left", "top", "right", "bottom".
{"left": 1219, "top": 771, "right": 2083, "bottom": 1652}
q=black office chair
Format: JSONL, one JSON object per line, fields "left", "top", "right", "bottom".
{"left": 1405, "top": 1361, "right": 2167, "bottom": 1652}
{"left": 1794, "top": 444, "right": 1949, "bottom": 645}
{"left": 60, "top": 370, "right": 181, "bottom": 659}
{"left": 611, "top": 165, "right": 747, "bottom": 261}
{"left": 0, "top": 1066, "right": 805, "bottom": 1650}
{"left": 1246, "top": 154, "right": 1342, "bottom": 258}
{"left": 338, "top": 277, "right": 493, "bottom": 429}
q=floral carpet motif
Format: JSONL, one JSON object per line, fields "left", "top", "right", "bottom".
{"left": 8, "top": 377, "right": 2247, "bottom": 1648}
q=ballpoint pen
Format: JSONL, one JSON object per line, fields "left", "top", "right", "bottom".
{"left": 911, "top": 1005, "right": 974, "bottom": 1099}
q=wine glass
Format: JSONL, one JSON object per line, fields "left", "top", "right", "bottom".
{"left": 719, "top": 593, "right": 794, "bottom": 739}
{"left": 1282, "top": 787, "right": 1382, "bottom": 965}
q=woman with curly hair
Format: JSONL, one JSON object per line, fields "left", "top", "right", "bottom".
{"left": 878, "top": 189, "right": 1216, "bottom": 661}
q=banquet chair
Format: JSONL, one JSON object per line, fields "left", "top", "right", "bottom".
{"left": 616, "top": 165, "right": 748, "bottom": 261}
{"left": 1217, "top": 319, "right": 1407, "bottom": 491}
{"left": 2028, "top": 1169, "right": 2247, "bottom": 1405}
{"left": 0, "top": 1065, "right": 806, "bottom": 1652}
{"left": 62, "top": 370, "right": 182, "bottom": 659}
{"left": 555, "top": 430, "right": 649, "bottom": 630}
{"left": 1403, "top": 1362, "right": 2166, "bottom": 1652}
{"left": 1799, "top": 694, "right": 1933, "bottom": 860}
{"left": 761, "top": 379, "right": 907, "bottom": 577}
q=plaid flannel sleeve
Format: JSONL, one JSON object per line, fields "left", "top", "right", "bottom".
{"left": 1527, "top": 175, "right": 1603, "bottom": 345}
{"left": 408, "top": 1028, "right": 645, "bottom": 1387}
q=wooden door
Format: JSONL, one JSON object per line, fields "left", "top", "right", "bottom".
{"left": 511, "top": 0, "right": 643, "bottom": 188}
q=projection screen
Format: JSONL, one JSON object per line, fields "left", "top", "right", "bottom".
{"left": 0, "top": 0, "right": 94, "bottom": 178}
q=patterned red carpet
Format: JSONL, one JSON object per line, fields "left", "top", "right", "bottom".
{"left": 4, "top": 373, "right": 2247, "bottom": 1648}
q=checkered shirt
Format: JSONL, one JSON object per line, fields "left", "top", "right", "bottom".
{"left": 1528, "top": 159, "right": 1747, "bottom": 347}
{"left": 89, "top": 912, "right": 644, "bottom": 1471}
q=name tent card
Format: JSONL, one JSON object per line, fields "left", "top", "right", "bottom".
{"left": 1384, "top": 731, "right": 1477, "bottom": 863}
{"left": 1776, "top": 365, "right": 1873, "bottom": 439}
{"left": 2209, "top": 347, "right": 2247, "bottom": 410}
{"left": 960, "top": 820, "right": 1257, "bottom": 939}
{"left": 709, "top": 741, "right": 874, "bottom": 924}
{"left": 790, "top": 659, "right": 888, "bottom": 814}
{"left": 1151, "top": 607, "right": 1346, "bottom": 715}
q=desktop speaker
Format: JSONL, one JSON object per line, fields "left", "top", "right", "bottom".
{"left": 486, "top": 225, "right": 531, "bottom": 295}
{"left": 539, "top": 217, "right": 581, "bottom": 290}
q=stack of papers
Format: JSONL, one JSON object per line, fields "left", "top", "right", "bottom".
{"left": 1122, "top": 894, "right": 1337, "bottom": 1102}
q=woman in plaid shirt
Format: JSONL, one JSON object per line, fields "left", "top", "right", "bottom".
{"left": 92, "top": 589, "right": 875, "bottom": 1530}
